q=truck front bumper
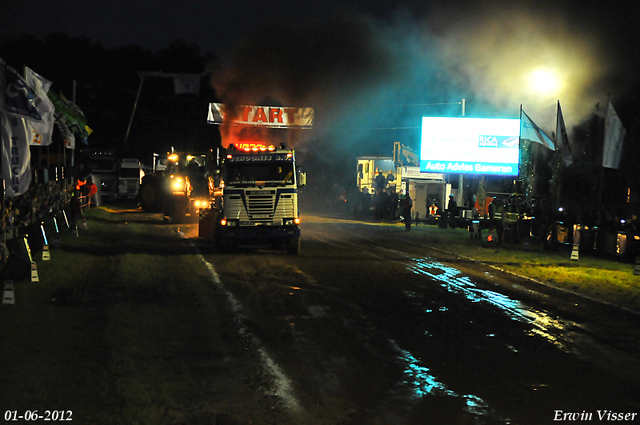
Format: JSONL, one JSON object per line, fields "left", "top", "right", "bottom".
{"left": 221, "top": 225, "right": 300, "bottom": 240}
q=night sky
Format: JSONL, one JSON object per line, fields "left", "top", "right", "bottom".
{"left": 3, "top": 0, "right": 640, "bottom": 154}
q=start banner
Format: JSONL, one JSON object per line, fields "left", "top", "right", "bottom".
{"left": 208, "top": 103, "right": 313, "bottom": 128}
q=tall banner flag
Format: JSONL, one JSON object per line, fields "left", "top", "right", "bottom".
{"left": 520, "top": 109, "right": 555, "bottom": 150}
{"left": 1, "top": 59, "right": 42, "bottom": 121}
{"left": 174, "top": 75, "right": 201, "bottom": 95}
{"left": 1, "top": 113, "right": 32, "bottom": 196}
{"left": 603, "top": 101, "right": 626, "bottom": 169}
{"left": 24, "top": 67, "right": 55, "bottom": 146}
{"left": 208, "top": 103, "right": 314, "bottom": 128}
{"left": 1, "top": 59, "right": 33, "bottom": 196}
{"left": 556, "top": 101, "right": 573, "bottom": 166}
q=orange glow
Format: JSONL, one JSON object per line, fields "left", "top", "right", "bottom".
{"left": 235, "top": 141, "right": 267, "bottom": 151}
{"left": 294, "top": 217, "right": 301, "bottom": 225}
{"left": 220, "top": 218, "right": 227, "bottom": 226}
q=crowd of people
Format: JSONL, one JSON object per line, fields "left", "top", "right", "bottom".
{"left": 346, "top": 175, "right": 639, "bottom": 260}
{"left": 1, "top": 173, "right": 96, "bottom": 268}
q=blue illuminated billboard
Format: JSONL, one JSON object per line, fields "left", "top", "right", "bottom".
{"left": 420, "top": 117, "right": 520, "bottom": 176}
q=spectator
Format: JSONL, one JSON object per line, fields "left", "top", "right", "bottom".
{"left": 402, "top": 192, "right": 413, "bottom": 232}
{"left": 488, "top": 197, "right": 504, "bottom": 244}
{"left": 389, "top": 188, "right": 399, "bottom": 220}
{"left": 447, "top": 194, "right": 458, "bottom": 228}
{"left": 375, "top": 171, "right": 387, "bottom": 191}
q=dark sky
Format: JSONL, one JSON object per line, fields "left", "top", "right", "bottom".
{"left": 3, "top": 0, "right": 640, "bottom": 148}
{"left": 1, "top": 0, "right": 423, "bottom": 54}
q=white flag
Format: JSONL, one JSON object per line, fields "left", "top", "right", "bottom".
{"left": 24, "top": 67, "right": 55, "bottom": 146}
{"left": 1, "top": 59, "right": 32, "bottom": 196}
{"left": 603, "top": 101, "right": 626, "bottom": 169}
{"left": 58, "top": 121, "right": 75, "bottom": 149}
{"left": 1, "top": 112, "right": 32, "bottom": 196}
{"left": 520, "top": 109, "right": 555, "bottom": 150}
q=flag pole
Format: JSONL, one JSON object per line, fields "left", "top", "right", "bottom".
{"left": 124, "top": 73, "right": 145, "bottom": 145}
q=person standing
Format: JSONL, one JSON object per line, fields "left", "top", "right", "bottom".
{"left": 447, "top": 194, "right": 458, "bottom": 228}
{"left": 402, "top": 192, "right": 413, "bottom": 232}
{"left": 389, "top": 188, "right": 399, "bottom": 220}
{"left": 375, "top": 171, "right": 387, "bottom": 191}
{"left": 489, "top": 197, "right": 504, "bottom": 244}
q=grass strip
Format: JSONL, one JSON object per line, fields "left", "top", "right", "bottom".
{"left": 0, "top": 208, "right": 234, "bottom": 424}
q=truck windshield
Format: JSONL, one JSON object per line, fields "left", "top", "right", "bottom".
{"left": 226, "top": 163, "right": 294, "bottom": 186}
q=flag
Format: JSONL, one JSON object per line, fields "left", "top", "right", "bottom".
{"left": 556, "top": 101, "right": 573, "bottom": 166}
{"left": 1, "top": 59, "right": 42, "bottom": 121}
{"left": 47, "top": 90, "right": 93, "bottom": 139}
{"left": 1, "top": 112, "right": 32, "bottom": 196}
{"left": 58, "top": 121, "right": 75, "bottom": 149}
{"left": 1, "top": 59, "right": 32, "bottom": 196}
{"left": 603, "top": 101, "right": 626, "bottom": 169}
{"left": 520, "top": 109, "right": 555, "bottom": 150}
{"left": 174, "top": 74, "right": 201, "bottom": 95}
{"left": 394, "top": 142, "right": 419, "bottom": 167}
{"left": 24, "top": 66, "right": 55, "bottom": 146}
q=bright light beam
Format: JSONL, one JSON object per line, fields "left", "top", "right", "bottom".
{"left": 530, "top": 68, "right": 561, "bottom": 94}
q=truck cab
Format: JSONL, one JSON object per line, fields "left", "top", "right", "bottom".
{"left": 206, "top": 143, "right": 306, "bottom": 254}
{"left": 117, "top": 158, "right": 142, "bottom": 200}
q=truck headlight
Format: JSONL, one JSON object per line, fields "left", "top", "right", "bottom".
{"left": 283, "top": 218, "right": 301, "bottom": 226}
{"left": 194, "top": 199, "right": 209, "bottom": 208}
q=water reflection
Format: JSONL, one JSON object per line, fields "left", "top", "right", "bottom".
{"left": 408, "top": 256, "right": 574, "bottom": 350}
{"left": 390, "top": 340, "right": 496, "bottom": 418}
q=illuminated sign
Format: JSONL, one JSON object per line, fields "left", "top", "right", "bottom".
{"left": 227, "top": 154, "right": 292, "bottom": 163}
{"left": 208, "top": 103, "right": 314, "bottom": 128}
{"left": 234, "top": 142, "right": 267, "bottom": 151}
{"left": 420, "top": 117, "right": 520, "bottom": 176}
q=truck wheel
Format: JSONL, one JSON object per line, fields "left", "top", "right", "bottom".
{"left": 286, "top": 237, "right": 300, "bottom": 255}
{"left": 140, "top": 179, "right": 162, "bottom": 212}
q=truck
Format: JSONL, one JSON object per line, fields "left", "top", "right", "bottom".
{"left": 117, "top": 158, "right": 142, "bottom": 200}
{"left": 87, "top": 150, "right": 118, "bottom": 205}
{"left": 139, "top": 151, "right": 214, "bottom": 222}
{"left": 201, "top": 142, "right": 306, "bottom": 254}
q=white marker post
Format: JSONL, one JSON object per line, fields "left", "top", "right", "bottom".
{"left": 571, "top": 224, "right": 580, "bottom": 261}
{"left": 3, "top": 281, "right": 15, "bottom": 305}
{"left": 41, "top": 224, "right": 51, "bottom": 261}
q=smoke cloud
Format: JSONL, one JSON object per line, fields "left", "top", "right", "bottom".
{"left": 211, "top": 0, "right": 637, "bottom": 152}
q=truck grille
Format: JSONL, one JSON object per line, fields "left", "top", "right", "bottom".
{"left": 226, "top": 190, "right": 296, "bottom": 225}
{"left": 247, "top": 191, "right": 275, "bottom": 220}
